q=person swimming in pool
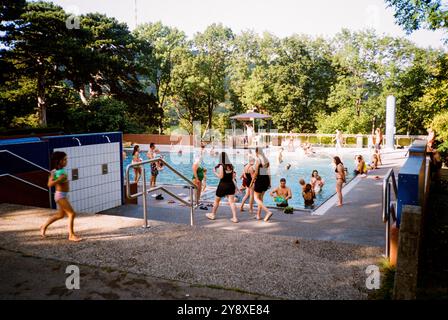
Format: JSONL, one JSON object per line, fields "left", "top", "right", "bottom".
{"left": 269, "top": 178, "right": 292, "bottom": 208}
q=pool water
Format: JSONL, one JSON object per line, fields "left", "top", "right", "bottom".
{"left": 123, "top": 148, "right": 369, "bottom": 209}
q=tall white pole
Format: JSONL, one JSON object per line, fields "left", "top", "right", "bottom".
{"left": 134, "top": 0, "right": 138, "bottom": 29}
{"left": 386, "top": 95, "right": 396, "bottom": 149}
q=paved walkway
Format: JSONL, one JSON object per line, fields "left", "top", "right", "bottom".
{"left": 107, "top": 149, "right": 406, "bottom": 247}
{"left": 0, "top": 203, "right": 381, "bottom": 299}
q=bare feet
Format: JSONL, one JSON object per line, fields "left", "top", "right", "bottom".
{"left": 336, "top": 203, "right": 343, "bottom": 207}
{"left": 231, "top": 218, "right": 239, "bottom": 223}
{"left": 264, "top": 212, "right": 273, "bottom": 222}
{"left": 255, "top": 215, "right": 262, "bottom": 220}
{"left": 40, "top": 225, "right": 46, "bottom": 238}
{"left": 240, "top": 205, "right": 245, "bottom": 212}
{"left": 68, "top": 235, "right": 82, "bottom": 242}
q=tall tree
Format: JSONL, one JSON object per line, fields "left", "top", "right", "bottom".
{"left": 193, "top": 24, "right": 234, "bottom": 131}
{"left": 1, "top": 1, "right": 81, "bottom": 126}
{"left": 133, "top": 22, "right": 187, "bottom": 133}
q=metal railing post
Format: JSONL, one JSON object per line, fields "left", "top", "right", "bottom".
{"left": 190, "top": 186, "right": 194, "bottom": 226}
{"left": 142, "top": 167, "right": 149, "bottom": 228}
{"left": 125, "top": 157, "right": 197, "bottom": 228}
{"left": 382, "top": 169, "right": 399, "bottom": 259}
{"left": 385, "top": 181, "right": 391, "bottom": 258}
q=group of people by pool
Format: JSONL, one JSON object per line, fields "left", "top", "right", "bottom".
{"left": 39, "top": 129, "right": 389, "bottom": 241}
{"left": 126, "top": 141, "right": 368, "bottom": 223}
{"left": 190, "top": 146, "right": 353, "bottom": 224}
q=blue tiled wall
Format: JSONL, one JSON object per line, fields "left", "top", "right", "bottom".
{"left": 1, "top": 132, "right": 124, "bottom": 210}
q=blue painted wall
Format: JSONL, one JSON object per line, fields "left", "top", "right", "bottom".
{"left": 396, "top": 142, "right": 426, "bottom": 227}
{"left": 0, "top": 140, "right": 50, "bottom": 175}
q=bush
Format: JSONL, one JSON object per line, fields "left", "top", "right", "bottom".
{"left": 316, "top": 107, "right": 372, "bottom": 134}
{"left": 64, "top": 97, "right": 145, "bottom": 133}
{"left": 431, "top": 110, "right": 448, "bottom": 148}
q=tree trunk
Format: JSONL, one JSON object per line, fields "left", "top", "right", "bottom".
{"left": 37, "top": 71, "right": 47, "bottom": 127}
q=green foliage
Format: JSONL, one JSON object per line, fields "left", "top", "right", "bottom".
{"left": 316, "top": 107, "right": 372, "bottom": 134}
{"left": 385, "top": 0, "right": 447, "bottom": 40}
{"left": 63, "top": 97, "right": 143, "bottom": 133}
{"left": 1, "top": 2, "right": 447, "bottom": 137}
{"left": 431, "top": 110, "right": 448, "bottom": 152}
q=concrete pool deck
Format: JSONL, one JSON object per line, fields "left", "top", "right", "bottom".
{"left": 109, "top": 149, "right": 406, "bottom": 248}
{"left": 0, "top": 203, "right": 381, "bottom": 299}
{"left": 0, "top": 149, "right": 405, "bottom": 299}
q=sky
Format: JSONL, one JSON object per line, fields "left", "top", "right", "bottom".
{"left": 47, "top": 0, "right": 446, "bottom": 49}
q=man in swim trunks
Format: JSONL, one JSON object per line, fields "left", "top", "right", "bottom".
{"left": 269, "top": 178, "right": 292, "bottom": 208}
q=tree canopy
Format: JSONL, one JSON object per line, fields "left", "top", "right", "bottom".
{"left": 1, "top": 0, "right": 447, "bottom": 141}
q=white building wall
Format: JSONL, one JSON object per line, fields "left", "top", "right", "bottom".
{"left": 54, "top": 142, "right": 122, "bottom": 213}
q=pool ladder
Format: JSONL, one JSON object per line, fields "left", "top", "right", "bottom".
{"left": 125, "top": 158, "right": 197, "bottom": 228}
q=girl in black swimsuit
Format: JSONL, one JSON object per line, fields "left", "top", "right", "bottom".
{"left": 206, "top": 152, "right": 239, "bottom": 223}
{"left": 240, "top": 157, "right": 255, "bottom": 214}
{"left": 251, "top": 147, "right": 273, "bottom": 222}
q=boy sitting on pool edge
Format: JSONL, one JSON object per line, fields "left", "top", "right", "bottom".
{"left": 270, "top": 178, "right": 292, "bottom": 208}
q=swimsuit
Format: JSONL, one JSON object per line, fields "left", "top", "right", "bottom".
{"left": 245, "top": 172, "right": 252, "bottom": 187}
{"left": 242, "top": 165, "right": 252, "bottom": 187}
{"left": 216, "top": 165, "right": 235, "bottom": 198}
{"left": 254, "top": 163, "right": 270, "bottom": 193}
{"left": 54, "top": 191, "right": 68, "bottom": 202}
{"left": 192, "top": 165, "right": 205, "bottom": 182}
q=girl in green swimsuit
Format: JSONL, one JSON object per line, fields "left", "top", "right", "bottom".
{"left": 192, "top": 156, "right": 206, "bottom": 206}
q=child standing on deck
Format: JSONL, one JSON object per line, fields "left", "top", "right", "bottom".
{"left": 40, "top": 152, "right": 81, "bottom": 242}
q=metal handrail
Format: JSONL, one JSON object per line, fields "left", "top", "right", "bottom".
{"left": 0, "top": 173, "right": 49, "bottom": 192}
{"left": 382, "top": 169, "right": 398, "bottom": 258}
{"left": 125, "top": 158, "right": 197, "bottom": 228}
{"left": 1, "top": 150, "right": 52, "bottom": 206}
{"left": 0, "top": 150, "right": 51, "bottom": 173}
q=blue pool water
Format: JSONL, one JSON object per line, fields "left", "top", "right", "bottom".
{"left": 123, "top": 148, "right": 368, "bottom": 209}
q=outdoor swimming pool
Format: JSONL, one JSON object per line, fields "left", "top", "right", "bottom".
{"left": 123, "top": 148, "right": 369, "bottom": 209}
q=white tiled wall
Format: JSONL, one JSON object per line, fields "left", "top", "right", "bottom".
{"left": 54, "top": 143, "right": 122, "bottom": 213}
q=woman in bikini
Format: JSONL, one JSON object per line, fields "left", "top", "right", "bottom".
{"left": 240, "top": 156, "right": 255, "bottom": 214}
{"left": 131, "top": 145, "right": 142, "bottom": 183}
{"left": 333, "top": 156, "right": 346, "bottom": 207}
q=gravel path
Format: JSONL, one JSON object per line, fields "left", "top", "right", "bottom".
{"left": 0, "top": 203, "right": 382, "bottom": 299}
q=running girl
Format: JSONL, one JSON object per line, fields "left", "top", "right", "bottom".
{"left": 40, "top": 152, "right": 81, "bottom": 242}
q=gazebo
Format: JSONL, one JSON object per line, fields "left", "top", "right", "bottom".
{"left": 229, "top": 111, "right": 272, "bottom": 148}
